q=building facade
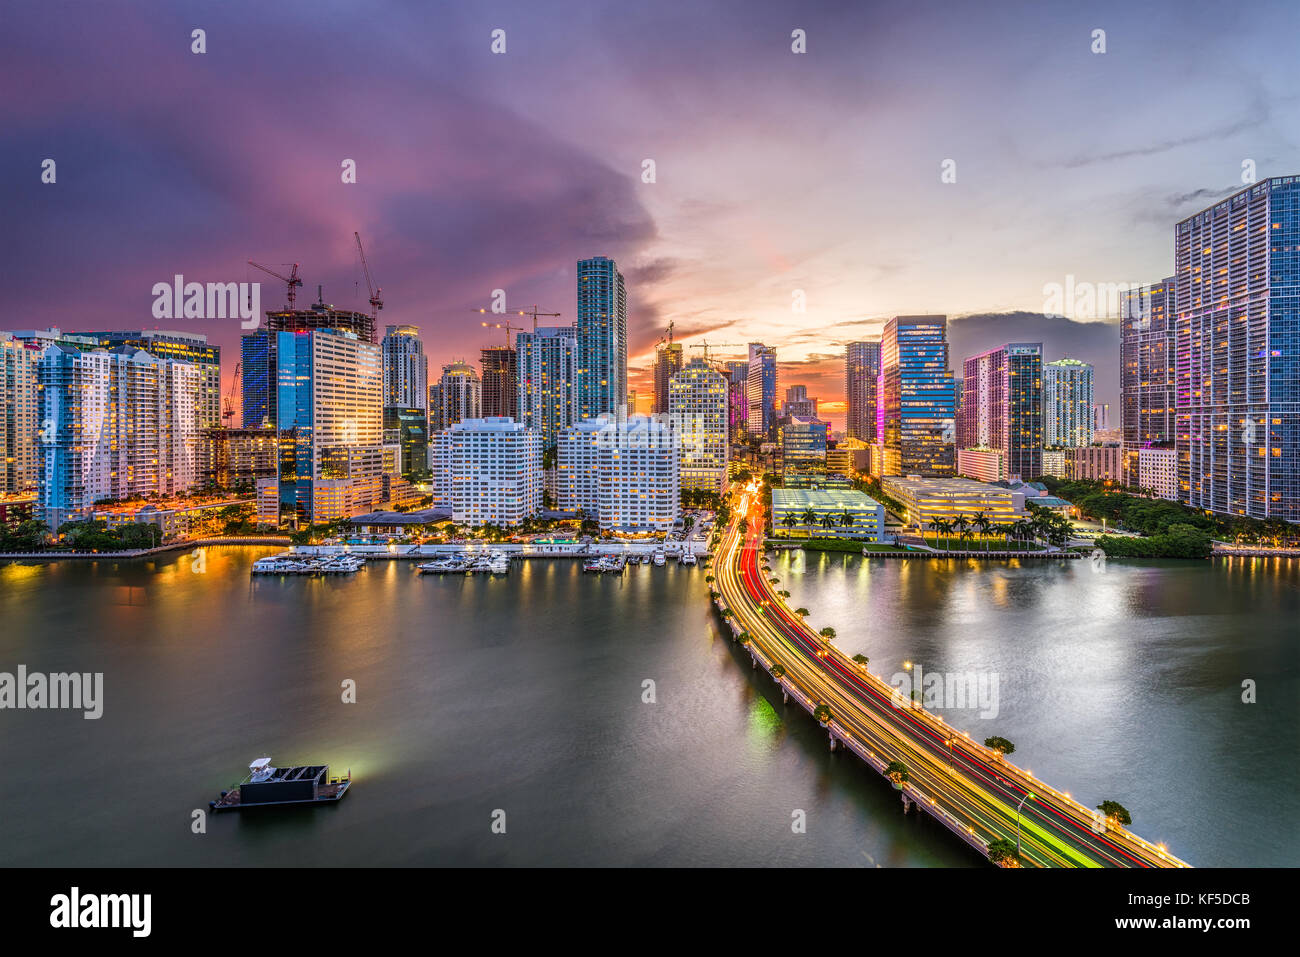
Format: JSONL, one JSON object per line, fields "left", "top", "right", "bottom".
{"left": 746, "top": 343, "right": 778, "bottom": 441}
{"left": 845, "top": 340, "right": 881, "bottom": 443}
{"left": 781, "top": 416, "right": 828, "bottom": 474}
{"left": 1, "top": 334, "right": 39, "bottom": 494}
{"left": 381, "top": 325, "right": 428, "bottom": 411}
{"left": 1175, "top": 176, "right": 1300, "bottom": 522}
{"left": 199, "top": 427, "right": 277, "bottom": 490}
{"left": 557, "top": 414, "right": 681, "bottom": 532}
{"left": 37, "top": 346, "right": 202, "bottom": 529}
{"left": 958, "top": 342, "right": 1043, "bottom": 482}
{"left": 771, "top": 487, "right": 885, "bottom": 542}
{"left": 652, "top": 342, "right": 683, "bottom": 414}
{"left": 87, "top": 330, "right": 222, "bottom": 429}
{"left": 383, "top": 407, "right": 430, "bottom": 479}
{"left": 576, "top": 256, "right": 628, "bottom": 421}
{"left": 433, "top": 417, "right": 541, "bottom": 526}
{"left": 517, "top": 326, "right": 578, "bottom": 450}
{"left": 667, "top": 357, "right": 729, "bottom": 493}
{"left": 436, "top": 361, "right": 482, "bottom": 431}
{"left": 1121, "top": 278, "right": 1177, "bottom": 449}
{"left": 1044, "top": 357, "right": 1094, "bottom": 448}
{"left": 881, "top": 316, "right": 956, "bottom": 476}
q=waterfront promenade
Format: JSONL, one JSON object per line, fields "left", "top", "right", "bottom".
{"left": 714, "top": 483, "right": 1190, "bottom": 868}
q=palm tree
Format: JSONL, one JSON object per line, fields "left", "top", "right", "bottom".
{"left": 801, "top": 508, "right": 817, "bottom": 532}
{"left": 885, "top": 761, "right": 909, "bottom": 788}
{"left": 819, "top": 627, "right": 836, "bottom": 640}
{"left": 782, "top": 514, "right": 799, "bottom": 535}
{"left": 839, "top": 510, "right": 855, "bottom": 531}
{"left": 819, "top": 513, "right": 836, "bottom": 532}
{"left": 972, "top": 511, "right": 991, "bottom": 552}
{"left": 952, "top": 514, "right": 971, "bottom": 551}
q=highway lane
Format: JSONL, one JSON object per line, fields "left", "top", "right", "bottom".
{"left": 715, "top": 489, "right": 1189, "bottom": 868}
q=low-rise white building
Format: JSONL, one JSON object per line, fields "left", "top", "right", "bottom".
{"left": 1135, "top": 447, "right": 1178, "bottom": 501}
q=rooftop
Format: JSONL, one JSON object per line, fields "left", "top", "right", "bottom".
{"left": 772, "top": 488, "right": 882, "bottom": 509}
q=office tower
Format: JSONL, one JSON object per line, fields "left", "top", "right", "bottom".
{"left": 668, "top": 356, "right": 729, "bottom": 493}
{"left": 781, "top": 417, "right": 829, "bottom": 474}
{"left": 845, "top": 340, "right": 881, "bottom": 442}
{"left": 199, "top": 427, "right": 277, "bottom": 490}
{"left": 427, "top": 384, "right": 442, "bottom": 433}
{"left": 84, "top": 331, "right": 222, "bottom": 429}
{"left": 480, "top": 345, "right": 517, "bottom": 419}
{"left": 436, "top": 361, "right": 482, "bottom": 430}
{"left": 432, "top": 417, "right": 541, "bottom": 526}
{"left": 958, "top": 342, "right": 1043, "bottom": 481}
{"left": 381, "top": 325, "right": 428, "bottom": 411}
{"left": 724, "top": 361, "right": 748, "bottom": 441}
{"left": 627, "top": 389, "right": 639, "bottom": 413}
{"left": 576, "top": 256, "right": 627, "bottom": 420}
{"left": 240, "top": 329, "right": 276, "bottom": 428}
{"left": 557, "top": 414, "right": 679, "bottom": 532}
{"left": 274, "top": 328, "right": 386, "bottom": 525}
{"left": 746, "top": 343, "right": 778, "bottom": 441}
{"left": 1043, "top": 358, "right": 1094, "bottom": 449}
{"left": 36, "top": 346, "right": 202, "bottom": 529}
{"left": 652, "top": 342, "right": 683, "bottom": 413}
{"left": 1121, "top": 278, "right": 1176, "bottom": 448}
{"left": 880, "top": 316, "right": 956, "bottom": 476}
{"left": 1091, "top": 404, "right": 1110, "bottom": 432}
{"left": 1, "top": 334, "right": 39, "bottom": 494}
{"left": 1176, "top": 176, "right": 1300, "bottom": 521}
{"left": 784, "top": 384, "right": 818, "bottom": 420}
{"left": 517, "top": 326, "right": 578, "bottom": 450}
{"left": 383, "top": 407, "right": 429, "bottom": 479}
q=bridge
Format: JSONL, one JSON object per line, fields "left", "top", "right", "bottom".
{"left": 713, "top": 484, "right": 1190, "bottom": 868}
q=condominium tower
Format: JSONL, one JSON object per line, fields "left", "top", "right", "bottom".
{"left": 576, "top": 256, "right": 627, "bottom": 420}
{"left": 845, "top": 340, "right": 881, "bottom": 442}
{"left": 667, "top": 356, "right": 729, "bottom": 493}
{"left": 516, "top": 326, "right": 578, "bottom": 449}
{"left": 880, "top": 316, "right": 956, "bottom": 476}
{"left": 381, "top": 325, "right": 428, "bottom": 411}
{"left": 1044, "top": 357, "right": 1094, "bottom": 448}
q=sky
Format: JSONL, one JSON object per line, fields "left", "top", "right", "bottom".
{"left": 3, "top": 0, "right": 1297, "bottom": 430}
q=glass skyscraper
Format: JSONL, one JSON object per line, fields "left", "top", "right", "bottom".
{"left": 881, "top": 315, "right": 955, "bottom": 477}
{"left": 958, "top": 342, "right": 1044, "bottom": 481}
{"left": 1121, "top": 278, "right": 1176, "bottom": 449}
{"left": 576, "top": 256, "right": 627, "bottom": 421}
{"left": 746, "top": 343, "right": 777, "bottom": 441}
{"left": 1175, "top": 176, "right": 1299, "bottom": 522}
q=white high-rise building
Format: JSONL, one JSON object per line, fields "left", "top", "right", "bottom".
{"left": 557, "top": 414, "right": 680, "bottom": 532}
{"left": 1044, "top": 358, "right": 1094, "bottom": 448}
{"left": 668, "top": 357, "right": 729, "bottom": 493}
{"left": 1, "top": 334, "right": 39, "bottom": 494}
{"left": 437, "top": 360, "right": 482, "bottom": 429}
{"left": 381, "top": 325, "right": 428, "bottom": 411}
{"left": 37, "top": 345, "right": 202, "bottom": 529}
{"left": 433, "top": 417, "right": 541, "bottom": 526}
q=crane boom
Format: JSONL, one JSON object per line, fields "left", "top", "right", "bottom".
{"left": 354, "top": 232, "right": 383, "bottom": 318}
{"left": 247, "top": 260, "right": 303, "bottom": 310}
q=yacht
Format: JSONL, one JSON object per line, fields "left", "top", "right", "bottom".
{"left": 678, "top": 551, "right": 697, "bottom": 566}
{"left": 652, "top": 552, "right": 666, "bottom": 567}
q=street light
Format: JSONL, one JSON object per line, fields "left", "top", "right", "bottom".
{"left": 1016, "top": 792, "right": 1036, "bottom": 858}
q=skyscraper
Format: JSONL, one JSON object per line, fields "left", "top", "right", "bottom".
{"left": 37, "top": 346, "right": 202, "bottom": 529}
{"left": 275, "top": 328, "right": 387, "bottom": 525}
{"left": 958, "top": 342, "right": 1043, "bottom": 481}
{"left": 784, "top": 384, "right": 818, "bottom": 419}
{"left": 1175, "top": 176, "right": 1300, "bottom": 521}
{"left": 880, "top": 316, "right": 955, "bottom": 477}
{"left": 724, "top": 361, "right": 748, "bottom": 441}
{"left": 652, "top": 342, "right": 683, "bottom": 414}
{"left": 668, "top": 356, "right": 729, "bottom": 493}
{"left": 381, "top": 325, "right": 428, "bottom": 411}
{"left": 1121, "top": 277, "right": 1176, "bottom": 449}
{"left": 746, "top": 343, "right": 778, "bottom": 441}
{"left": 480, "top": 345, "right": 518, "bottom": 419}
{"left": 845, "top": 340, "right": 881, "bottom": 442}
{"left": 516, "top": 326, "right": 577, "bottom": 450}
{"left": 436, "top": 361, "right": 482, "bottom": 430}
{"left": 0, "top": 334, "right": 39, "bottom": 494}
{"left": 1044, "top": 357, "right": 1094, "bottom": 448}
{"left": 576, "top": 256, "right": 627, "bottom": 420}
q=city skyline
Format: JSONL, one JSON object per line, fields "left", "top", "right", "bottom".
{"left": 5, "top": 1, "right": 1298, "bottom": 431}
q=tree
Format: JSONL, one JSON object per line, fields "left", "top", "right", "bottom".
{"left": 771, "top": 663, "right": 787, "bottom": 679}
{"left": 851, "top": 653, "right": 869, "bottom": 667}
{"left": 778, "top": 589, "right": 790, "bottom": 598}
{"left": 986, "top": 838, "right": 1021, "bottom": 867}
{"left": 972, "top": 511, "right": 991, "bottom": 551}
{"left": 793, "top": 607, "right": 809, "bottom": 617}
{"left": 819, "top": 627, "right": 836, "bottom": 640}
{"left": 820, "top": 513, "right": 836, "bottom": 531}
{"left": 984, "top": 736, "right": 1015, "bottom": 758}
{"left": 801, "top": 508, "right": 817, "bottom": 529}
{"left": 1096, "top": 800, "right": 1132, "bottom": 827}
{"left": 813, "top": 704, "right": 832, "bottom": 724}
{"left": 839, "top": 510, "right": 855, "bottom": 530}
{"left": 885, "top": 761, "right": 909, "bottom": 787}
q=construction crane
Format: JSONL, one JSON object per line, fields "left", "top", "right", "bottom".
{"left": 688, "top": 340, "right": 745, "bottom": 362}
{"left": 478, "top": 318, "right": 526, "bottom": 346}
{"left": 472, "top": 304, "right": 561, "bottom": 332}
{"left": 247, "top": 260, "right": 303, "bottom": 310}
{"left": 655, "top": 320, "right": 676, "bottom": 348}
{"left": 354, "top": 232, "right": 383, "bottom": 319}
{"left": 221, "top": 360, "right": 241, "bottom": 426}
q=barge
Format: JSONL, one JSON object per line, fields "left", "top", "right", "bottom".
{"left": 210, "top": 757, "right": 351, "bottom": 812}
